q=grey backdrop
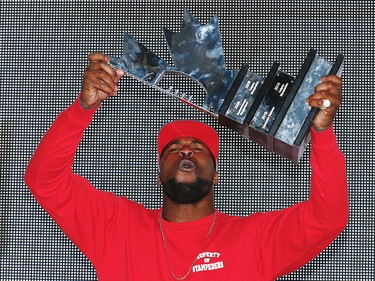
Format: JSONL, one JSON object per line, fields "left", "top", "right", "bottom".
{"left": 1, "top": 0, "right": 373, "bottom": 280}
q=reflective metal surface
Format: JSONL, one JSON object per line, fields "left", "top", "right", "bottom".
{"left": 109, "top": 10, "right": 238, "bottom": 116}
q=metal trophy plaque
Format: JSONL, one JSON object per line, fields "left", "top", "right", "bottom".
{"left": 219, "top": 50, "right": 344, "bottom": 163}
{"left": 109, "top": 10, "right": 344, "bottom": 163}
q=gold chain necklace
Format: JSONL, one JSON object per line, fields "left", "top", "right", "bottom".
{"left": 159, "top": 211, "right": 217, "bottom": 280}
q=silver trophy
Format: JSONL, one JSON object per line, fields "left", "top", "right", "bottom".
{"left": 109, "top": 10, "right": 344, "bottom": 163}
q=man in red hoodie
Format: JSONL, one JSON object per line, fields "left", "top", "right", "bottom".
{"left": 25, "top": 53, "right": 348, "bottom": 281}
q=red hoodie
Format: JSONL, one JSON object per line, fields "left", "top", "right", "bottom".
{"left": 24, "top": 97, "right": 349, "bottom": 281}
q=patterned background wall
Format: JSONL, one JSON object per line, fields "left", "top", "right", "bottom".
{"left": 1, "top": 0, "right": 373, "bottom": 280}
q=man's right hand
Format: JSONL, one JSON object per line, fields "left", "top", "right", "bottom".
{"left": 80, "top": 53, "right": 125, "bottom": 109}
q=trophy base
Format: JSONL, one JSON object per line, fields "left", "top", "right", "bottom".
{"left": 219, "top": 50, "right": 344, "bottom": 164}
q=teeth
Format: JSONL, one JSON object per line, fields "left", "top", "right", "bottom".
{"left": 179, "top": 159, "right": 195, "bottom": 170}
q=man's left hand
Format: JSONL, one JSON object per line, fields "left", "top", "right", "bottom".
{"left": 306, "top": 74, "right": 343, "bottom": 131}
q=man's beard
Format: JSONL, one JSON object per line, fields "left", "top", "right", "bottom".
{"left": 162, "top": 177, "right": 213, "bottom": 204}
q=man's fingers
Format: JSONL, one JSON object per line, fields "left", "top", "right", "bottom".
{"left": 83, "top": 69, "right": 117, "bottom": 97}
{"left": 307, "top": 75, "right": 343, "bottom": 131}
{"left": 87, "top": 53, "right": 125, "bottom": 85}
{"left": 308, "top": 89, "right": 335, "bottom": 101}
{"left": 85, "top": 63, "right": 120, "bottom": 91}
{"left": 306, "top": 75, "right": 342, "bottom": 106}
{"left": 115, "top": 68, "right": 126, "bottom": 79}
{"left": 96, "top": 61, "right": 122, "bottom": 85}
{"left": 94, "top": 77, "right": 117, "bottom": 96}
{"left": 322, "top": 74, "right": 343, "bottom": 88}
{"left": 315, "top": 81, "right": 341, "bottom": 96}
{"left": 88, "top": 53, "right": 109, "bottom": 63}
{"left": 82, "top": 53, "right": 125, "bottom": 107}
{"left": 307, "top": 89, "right": 340, "bottom": 111}
{"left": 96, "top": 68, "right": 118, "bottom": 92}
{"left": 308, "top": 98, "right": 332, "bottom": 110}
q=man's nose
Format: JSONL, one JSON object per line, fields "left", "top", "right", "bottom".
{"left": 179, "top": 145, "right": 193, "bottom": 158}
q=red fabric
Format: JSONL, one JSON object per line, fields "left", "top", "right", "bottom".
{"left": 24, "top": 96, "right": 349, "bottom": 281}
{"left": 158, "top": 120, "right": 219, "bottom": 162}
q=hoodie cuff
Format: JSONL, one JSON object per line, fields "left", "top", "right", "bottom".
{"left": 310, "top": 125, "right": 338, "bottom": 151}
{"left": 67, "top": 94, "right": 100, "bottom": 128}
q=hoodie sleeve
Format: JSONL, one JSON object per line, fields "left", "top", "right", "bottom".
{"left": 258, "top": 126, "right": 349, "bottom": 280}
{"left": 24, "top": 96, "right": 126, "bottom": 267}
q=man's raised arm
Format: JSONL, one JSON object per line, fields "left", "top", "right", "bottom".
{"left": 258, "top": 75, "right": 349, "bottom": 279}
{"left": 24, "top": 54, "right": 125, "bottom": 265}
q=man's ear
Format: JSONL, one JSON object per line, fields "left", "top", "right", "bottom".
{"left": 157, "top": 173, "right": 161, "bottom": 187}
{"left": 213, "top": 171, "right": 219, "bottom": 185}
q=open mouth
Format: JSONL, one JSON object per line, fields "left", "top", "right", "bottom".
{"left": 179, "top": 159, "right": 196, "bottom": 171}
